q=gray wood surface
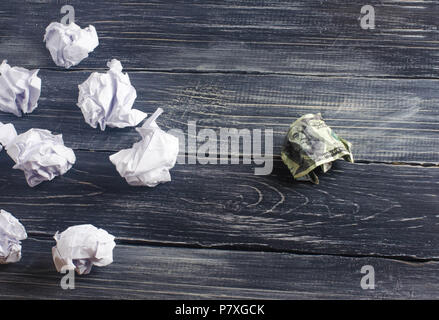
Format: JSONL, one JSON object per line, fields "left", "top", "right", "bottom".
{"left": 1, "top": 238, "right": 439, "bottom": 299}
{"left": 0, "top": 70, "right": 437, "bottom": 163}
{"left": 2, "top": 0, "right": 439, "bottom": 78}
{"left": 1, "top": 152, "right": 438, "bottom": 259}
{"left": 0, "top": 0, "right": 438, "bottom": 299}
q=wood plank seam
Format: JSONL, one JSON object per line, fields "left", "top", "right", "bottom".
{"left": 20, "top": 67, "right": 439, "bottom": 81}
{"left": 24, "top": 234, "right": 439, "bottom": 265}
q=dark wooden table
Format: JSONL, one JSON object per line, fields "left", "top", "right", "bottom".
{"left": 0, "top": 0, "right": 438, "bottom": 299}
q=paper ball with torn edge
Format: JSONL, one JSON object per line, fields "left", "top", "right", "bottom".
{"left": 77, "top": 59, "right": 147, "bottom": 130}
{"left": 0, "top": 60, "right": 41, "bottom": 117}
{"left": 52, "top": 224, "right": 116, "bottom": 275}
{"left": 281, "top": 113, "right": 353, "bottom": 184}
{"left": 44, "top": 22, "right": 99, "bottom": 69}
{"left": 0, "top": 122, "right": 76, "bottom": 187}
{"left": 109, "top": 108, "right": 179, "bottom": 187}
{"left": 0, "top": 209, "right": 27, "bottom": 264}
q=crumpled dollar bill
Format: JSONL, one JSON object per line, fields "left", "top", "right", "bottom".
{"left": 281, "top": 113, "right": 353, "bottom": 184}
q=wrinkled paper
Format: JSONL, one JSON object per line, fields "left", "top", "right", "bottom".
{"left": 77, "top": 59, "right": 147, "bottom": 130}
{"left": 0, "top": 122, "right": 3, "bottom": 153}
{"left": 0, "top": 60, "right": 41, "bottom": 117}
{"left": 44, "top": 22, "right": 99, "bottom": 69}
{"left": 52, "top": 224, "right": 116, "bottom": 275}
{"left": 0, "top": 209, "right": 27, "bottom": 264}
{"left": 0, "top": 122, "right": 76, "bottom": 187}
{"left": 281, "top": 113, "right": 353, "bottom": 184}
{"left": 110, "top": 108, "right": 179, "bottom": 187}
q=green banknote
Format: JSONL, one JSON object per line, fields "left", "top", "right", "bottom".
{"left": 281, "top": 113, "right": 353, "bottom": 184}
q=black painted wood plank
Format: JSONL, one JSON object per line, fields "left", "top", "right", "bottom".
{"left": 0, "top": 70, "right": 437, "bottom": 163}
{"left": 1, "top": 0, "right": 439, "bottom": 78}
{"left": 0, "top": 151, "right": 438, "bottom": 259}
{"left": 1, "top": 238, "right": 439, "bottom": 299}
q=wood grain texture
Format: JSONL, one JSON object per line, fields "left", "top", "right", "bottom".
{"left": 1, "top": 0, "right": 439, "bottom": 78}
{"left": 1, "top": 150, "right": 438, "bottom": 259}
{"left": 0, "top": 70, "right": 437, "bottom": 163}
{"left": 1, "top": 238, "right": 439, "bottom": 299}
{"left": 0, "top": 0, "right": 439, "bottom": 299}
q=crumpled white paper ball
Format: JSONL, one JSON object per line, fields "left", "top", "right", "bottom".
{"left": 0, "top": 209, "right": 27, "bottom": 264}
{"left": 0, "top": 60, "right": 41, "bottom": 117}
{"left": 77, "top": 59, "right": 147, "bottom": 131}
{"left": 0, "top": 122, "right": 76, "bottom": 187}
{"left": 44, "top": 22, "right": 99, "bottom": 69}
{"left": 52, "top": 224, "right": 116, "bottom": 275}
{"left": 109, "top": 108, "right": 179, "bottom": 187}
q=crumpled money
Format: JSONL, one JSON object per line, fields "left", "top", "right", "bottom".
{"left": 52, "top": 224, "right": 116, "bottom": 275}
{"left": 0, "top": 122, "right": 76, "bottom": 187}
{"left": 0, "top": 60, "right": 41, "bottom": 117}
{"left": 0, "top": 209, "right": 27, "bottom": 264}
{"left": 44, "top": 22, "right": 99, "bottom": 69}
{"left": 77, "top": 59, "right": 147, "bottom": 130}
{"left": 281, "top": 113, "right": 353, "bottom": 184}
{"left": 109, "top": 108, "right": 179, "bottom": 187}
